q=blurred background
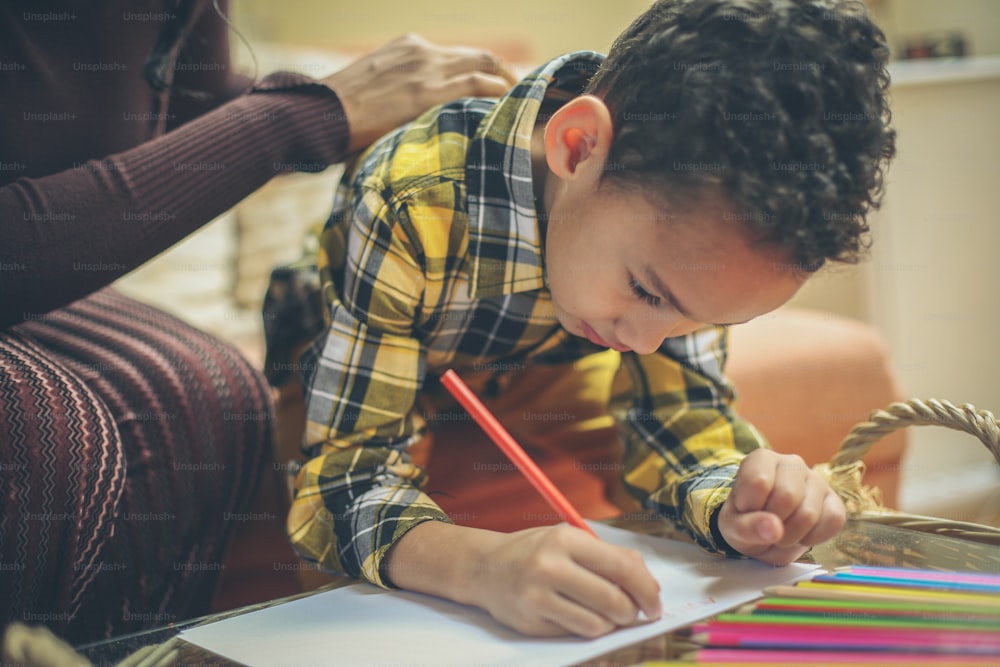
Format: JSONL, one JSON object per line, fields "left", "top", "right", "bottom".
{"left": 117, "top": 0, "right": 1000, "bottom": 524}
{"left": 228, "top": 0, "right": 1000, "bottom": 65}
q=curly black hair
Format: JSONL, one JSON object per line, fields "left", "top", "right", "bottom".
{"left": 585, "top": 0, "right": 896, "bottom": 270}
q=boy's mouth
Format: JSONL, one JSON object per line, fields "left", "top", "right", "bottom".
{"left": 581, "top": 321, "right": 630, "bottom": 352}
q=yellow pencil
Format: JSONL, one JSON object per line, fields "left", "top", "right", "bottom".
{"left": 762, "top": 583, "right": 1000, "bottom": 609}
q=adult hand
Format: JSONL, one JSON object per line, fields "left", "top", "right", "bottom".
{"left": 717, "top": 448, "right": 847, "bottom": 565}
{"left": 323, "top": 34, "right": 519, "bottom": 153}
{"left": 468, "top": 525, "right": 662, "bottom": 637}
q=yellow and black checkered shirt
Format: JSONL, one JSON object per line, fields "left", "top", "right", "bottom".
{"left": 288, "top": 51, "right": 767, "bottom": 586}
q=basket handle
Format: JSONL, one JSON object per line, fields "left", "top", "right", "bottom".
{"left": 813, "top": 398, "right": 1000, "bottom": 514}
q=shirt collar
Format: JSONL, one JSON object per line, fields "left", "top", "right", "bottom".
{"left": 465, "top": 51, "right": 605, "bottom": 298}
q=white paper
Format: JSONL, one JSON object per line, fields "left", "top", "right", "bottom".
{"left": 181, "top": 522, "right": 817, "bottom": 666}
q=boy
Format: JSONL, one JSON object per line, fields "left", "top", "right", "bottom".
{"left": 272, "top": 0, "right": 895, "bottom": 638}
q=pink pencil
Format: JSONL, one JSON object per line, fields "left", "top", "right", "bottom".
{"left": 690, "top": 648, "right": 1000, "bottom": 664}
{"left": 843, "top": 566, "right": 1000, "bottom": 587}
{"left": 439, "top": 369, "right": 599, "bottom": 539}
{"left": 691, "top": 625, "right": 1000, "bottom": 651}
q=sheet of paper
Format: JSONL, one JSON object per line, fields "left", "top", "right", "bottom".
{"left": 181, "top": 522, "right": 818, "bottom": 666}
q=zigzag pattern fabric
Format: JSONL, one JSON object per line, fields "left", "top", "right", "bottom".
{"left": 0, "top": 289, "right": 271, "bottom": 644}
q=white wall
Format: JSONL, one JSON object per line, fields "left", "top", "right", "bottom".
{"left": 866, "top": 58, "right": 1000, "bottom": 517}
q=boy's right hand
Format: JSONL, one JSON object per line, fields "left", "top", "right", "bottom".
{"left": 384, "top": 522, "right": 662, "bottom": 638}
{"left": 471, "top": 525, "right": 663, "bottom": 637}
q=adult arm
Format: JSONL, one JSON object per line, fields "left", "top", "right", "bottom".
{"left": 0, "top": 33, "right": 515, "bottom": 330}
{"left": 0, "top": 75, "right": 346, "bottom": 329}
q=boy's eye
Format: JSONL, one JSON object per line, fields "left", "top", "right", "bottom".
{"left": 629, "top": 276, "right": 661, "bottom": 307}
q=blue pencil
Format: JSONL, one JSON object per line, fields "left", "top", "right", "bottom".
{"left": 839, "top": 566, "right": 1000, "bottom": 587}
{"left": 817, "top": 572, "right": 1000, "bottom": 594}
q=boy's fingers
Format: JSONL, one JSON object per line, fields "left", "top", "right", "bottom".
{"left": 774, "top": 471, "right": 828, "bottom": 547}
{"left": 503, "top": 612, "right": 588, "bottom": 638}
{"left": 726, "top": 511, "right": 807, "bottom": 565}
{"left": 594, "top": 550, "right": 663, "bottom": 622}
{"left": 721, "top": 508, "right": 784, "bottom": 554}
{"left": 728, "top": 450, "right": 779, "bottom": 514}
{"left": 621, "top": 560, "right": 663, "bottom": 621}
{"left": 539, "top": 593, "right": 618, "bottom": 638}
{"left": 798, "top": 489, "right": 847, "bottom": 547}
{"left": 751, "top": 543, "right": 811, "bottom": 567}
{"left": 554, "top": 572, "right": 641, "bottom": 632}
{"left": 761, "top": 457, "right": 809, "bottom": 521}
{"left": 567, "top": 545, "right": 661, "bottom": 625}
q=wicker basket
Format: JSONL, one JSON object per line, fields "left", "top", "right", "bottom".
{"left": 813, "top": 398, "right": 1000, "bottom": 551}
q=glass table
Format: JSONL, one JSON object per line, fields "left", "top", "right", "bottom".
{"left": 75, "top": 517, "right": 1000, "bottom": 667}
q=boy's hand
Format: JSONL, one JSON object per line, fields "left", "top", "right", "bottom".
{"left": 717, "top": 449, "right": 847, "bottom": 565}
{"left": 469, "top": 525, "right": 663, "bottom": 637}
{"left": 323, "top": 34, "right": 518, "bottom": 153}
{"left": 384, "top": 521, "right": 661, "bottom": 638}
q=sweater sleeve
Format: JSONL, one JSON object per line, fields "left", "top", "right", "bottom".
{"left": 0, "top": 72, "right": 349, "bottom": 330}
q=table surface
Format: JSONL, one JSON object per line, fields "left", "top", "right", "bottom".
{"left": 76, "top": 516, "right": 1000, "bottom": 667}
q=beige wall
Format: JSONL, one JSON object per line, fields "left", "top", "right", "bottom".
{"left": 867, "top": 68, "right": 1000, "bottom": 479}
{"left": 231, "top": 0, "right": 652, "bottom": 64}
{"left": 876, "top": 0, "right": 1000, "bottom": 58}
{"left": 231, "top": 0, "right": 1000, "bottom": 62}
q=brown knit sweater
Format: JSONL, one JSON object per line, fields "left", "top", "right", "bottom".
{"left": 0, "top": 1, "right": 349, "bottom": 328}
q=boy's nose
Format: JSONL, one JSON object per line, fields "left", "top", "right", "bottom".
{"left": 615, "top": 314, "right": 675, "bottom": 355}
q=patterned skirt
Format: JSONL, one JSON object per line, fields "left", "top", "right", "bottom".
{"left": 0, "top": 289, "right": 271, "bottom": 644}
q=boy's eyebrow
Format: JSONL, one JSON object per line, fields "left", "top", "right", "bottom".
{"left": 644, "top": 267, "right": 750, "bottom": 327}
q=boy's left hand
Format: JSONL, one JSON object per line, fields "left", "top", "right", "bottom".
{"left": 716, "top": 448, "right": 846, "bottom": 565}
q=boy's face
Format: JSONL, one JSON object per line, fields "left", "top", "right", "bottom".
{"left": 542, "top": 183, "right": 805, "bottom": 355}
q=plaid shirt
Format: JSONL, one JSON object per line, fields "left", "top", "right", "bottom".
{"left": 288, "top": 52, "right": 767, "bottom": 586}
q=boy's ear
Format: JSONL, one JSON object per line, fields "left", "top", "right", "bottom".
{"left": 544, "top": 95, "right": 614, "bottom": 180}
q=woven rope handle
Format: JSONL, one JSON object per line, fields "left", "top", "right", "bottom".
{"left": 814, "top": 398, "right": 1000, "bottom": 514}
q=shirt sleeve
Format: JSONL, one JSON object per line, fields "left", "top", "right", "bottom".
{"left": 611, "top": 325, "right": 769, "bottom": 555}
{"left": 0, "top": 72, "right": 348, "bottom": 330}
{"left": 288, "top": 178, "right": 451, "bottom": 587}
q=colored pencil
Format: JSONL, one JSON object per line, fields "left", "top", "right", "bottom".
{"left": 713, "top": 611, "right": 1000, "bottom": 631}
{"left": 747, "top": 596, "right": 1000, "bottom": 620}
{"left": 762, "top": 583, "right": 1000, "bottom": 608}
{"left": 697, "top": 616, "right": 992, "bottom": 632}
{"left": 739, "top": 598, "right": 1000, "bottom": 631}
{"left": 813, "top": 572, "right": 1000, "bottom": 594}
{"left": 693, "top": 622, "right": 1000, "bottom": 642}
{"left": 839, "top": 566, "right": 1000, "bottom": 587}
{"left": 796, "top": 579, "right": 1000, "bottom": 604}
{"left": 681, "top": 568, "right": 1000, "bottom": 664}
{"left": 677, "top": 648, "right": 1000, "bottom": 664}
{"left": 690, "top": 619, "right": 1000, "bottom": 650}
{"left": 439, "top": 369, "right": 599, "bottom": 538}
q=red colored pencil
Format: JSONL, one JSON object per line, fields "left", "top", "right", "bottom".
{"left": 439, "top": 369, "right": 599, "bottom": 539}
